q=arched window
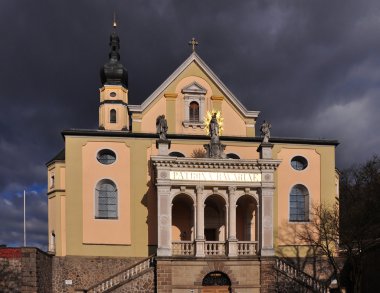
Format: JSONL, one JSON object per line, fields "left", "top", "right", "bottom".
{"left": 189, "top": 102, "right": 199, "bottom": 122}
{"left": 289, "top": 184, "right": 309, "bottom": 222}
{"left": 226, "top": 153, "right": 240, "bottom": 159}
{"left": 169, "top": 151, "right": 185, "bottom": 158}
{"left": 110, "top": 109, "right": 117, "bottom": 123}
{"left": 96, "top": 179, "right": 118, "bottom": 219}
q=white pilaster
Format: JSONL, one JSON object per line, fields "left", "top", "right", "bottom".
{"left": 157, "top": 185, "right": 172, "bottom": 256}
{"left": 195, "top": 185, "right": 205, "bottom": 257}
{"left": 227, "top": 186, "right": 238, "bottom": 256}
{"left": 260, "top": 187, "right": 275, "bottom": 256}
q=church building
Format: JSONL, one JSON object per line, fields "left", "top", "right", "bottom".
{"left": 46, "top": 25, "right": 339, "bottom": 292}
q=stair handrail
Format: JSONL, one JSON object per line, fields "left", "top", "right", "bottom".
{"left": 80, "top": 254, "right": 155, "bottom": 293}
{"left": 275, "top": 257, "right": 328, "bottom": 292}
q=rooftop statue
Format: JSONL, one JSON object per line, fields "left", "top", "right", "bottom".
{"left": 260, "top": 120, "right": 271, "bottom": 143}
{"left": 156, "top": 115, "right": 168, "bottom": 140}
{"left": 209, "top": 113, "right": 220, "bottom": 143}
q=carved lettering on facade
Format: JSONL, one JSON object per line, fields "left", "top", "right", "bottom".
{"left": 169, "top": 171, "right": 261, "bottom": 182}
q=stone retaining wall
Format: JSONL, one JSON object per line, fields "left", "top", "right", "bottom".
{"left": 0, "top": 247, "right": 52, "bottom": 293}
{"left": 52, "top": 255, "right": 142, "bottom": 292}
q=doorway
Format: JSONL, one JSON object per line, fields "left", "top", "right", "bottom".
{"left": 202, "top": 271, "right": 231, "bottom": 293}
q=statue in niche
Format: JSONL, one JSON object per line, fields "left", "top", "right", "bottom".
{"left": 260, "top": 120, "right": 271, "bottom": 143}
{"left": 209, "top": 113, "right": 220, "bottom": 143}
{"left": 156, "top": 115, "right": 168, "bottom": 140}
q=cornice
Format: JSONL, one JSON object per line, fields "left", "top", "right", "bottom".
{"left": 151, "top": 156, "right": 281, "bottom": 171}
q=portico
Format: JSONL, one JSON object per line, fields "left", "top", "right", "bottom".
{"left": 152, "top": 154, "right": 280, "bottom": 257}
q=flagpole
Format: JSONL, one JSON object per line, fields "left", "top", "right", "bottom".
{"left": 23, "top": 190, "right": 26, "bottom": 247}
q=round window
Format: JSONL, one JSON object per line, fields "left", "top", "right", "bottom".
{"left": 97, "top": 149, "right": 116, "bottom": 165}
{"left": 110, "top": 92, "right": 117, "bottom": 97}
{"left": 291, "top": 156, "right": 308, "bottom": 170}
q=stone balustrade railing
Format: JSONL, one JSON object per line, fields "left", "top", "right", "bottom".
{"left": 82, "top": 255, "right": 155, "bottom": 293}
{"left": 275, "top": 258, "right": 328, "bottom": 293}
{"left": 172, "top": 241, "right": 194, "bottom": 256}
{"left": 204, "top": 241, "right": 226, "bottom": 256}
{"left": 237, "top": 241, "right": 258, "bottom": 255}
{"left": 171, "top": 241, "right": 259, "bottom": 256}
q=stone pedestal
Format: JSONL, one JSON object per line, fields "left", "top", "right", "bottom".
{"left": 227, "top": 239, "right": 238, "bottom": 257}
{"left": 204, "top": 141, "right": 226, "bottom": 158}
{"left": 257, "top": 142, "right": 273, "bottom": 159}
{"left": 156, "top": 139, "right": 171, "bottom": 156}
{"left": 195, "top": 239, "right": 205, "bottom": 257}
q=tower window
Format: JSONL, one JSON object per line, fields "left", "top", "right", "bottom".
{"left": 289, "top": 184, "right": 309, "bottom": 222}
{"left": 291, "top": 156, "right": 308, "bottom": 170}
{"left": 110, "top": 109, "right": 117, "bottom": 123}
{"left": 95, "top": 179, "right": 118, "bottom": 219}
{"left": 97, "top": 149, "right": 116, "bottom": 165}
{"left": 189, "top": 101, "right": 199, "bottom": 122}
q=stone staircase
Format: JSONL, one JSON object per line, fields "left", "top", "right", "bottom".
{"left": 77, "top": 255, "right": 155, "bottom": 293}
{"left": 274, "top": 258, "right": 328, "bottom": 293}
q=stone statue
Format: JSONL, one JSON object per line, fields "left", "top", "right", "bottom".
{"left": 260, "top": 120, "right": 271, "bottom": 143}
{"left": 156, "top": 115, "right": 168, "bottom": 140}
{"left": 209, "top": 113, "right": 219, "bottom": 142}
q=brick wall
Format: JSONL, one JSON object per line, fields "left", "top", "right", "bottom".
{"left": 0, "top": 247, "right": 52, "bottom": 293}
{"left": 113, "top": 267, "right": 155, "bottom": 293}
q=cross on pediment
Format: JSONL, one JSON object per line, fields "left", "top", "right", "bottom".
{"left": 188, "top": 37, "right": 199, "bottom": 52}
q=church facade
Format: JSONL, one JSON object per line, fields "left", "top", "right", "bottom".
{"left": 46, "top": 27, "right": 339, "bottom": 292}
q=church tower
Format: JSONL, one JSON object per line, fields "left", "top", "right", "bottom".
{"left": 99, "top": 21, "right": 129, "bottom": 131}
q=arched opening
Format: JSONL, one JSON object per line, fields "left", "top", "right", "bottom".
{"left": 172, "top": 194, "right": 194, "bottom": 241}
{"left": 226, "top": 153, "right": 240, "bottom": 159}
{"left": 236, "top": 195, "right": 258, "bottom": 241}
{"left": 204, "top": 195, "right": 226, "bottom": 241}
{"left": 189, "top": 101, "right": 199, "bottom": 122}
{"left": 110, "top": 109, "right": 117, "bottom": 123}
{"left": 172, "top": 194, "right": 194, "bottom": 256}
{"left": 202, "top": 271, "right": 231, "bottom": 293}
{"left": 169, "top": 151, "right": 185, "bottom": 158}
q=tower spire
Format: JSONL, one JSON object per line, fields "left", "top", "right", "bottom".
{"left": 100, "top": 17, "right": 128, "bottom": 87}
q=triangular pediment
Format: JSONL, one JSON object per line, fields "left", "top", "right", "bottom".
{"left": 181, "top": 81, "right": 207, "bottom": 94}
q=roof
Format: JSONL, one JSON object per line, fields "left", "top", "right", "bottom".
{"left": 61, "top": 129, "right": 339, "bottom": 146}
{"left": 46, "top": 148, "right": 65, "bottom": 166}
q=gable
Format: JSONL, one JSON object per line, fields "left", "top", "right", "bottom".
{"left": 130, "top": 53, "right": 259, "bottom": 137}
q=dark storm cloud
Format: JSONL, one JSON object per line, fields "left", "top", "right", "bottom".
{"left": 0, "top": 0, "right": 379, "bottom": 247}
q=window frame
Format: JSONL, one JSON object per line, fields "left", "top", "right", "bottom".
{"left": 95, "top": 179, "right": 119, "bottom": 220}
{"left": 289, "top": 184, "right": 310, "bottom": 222}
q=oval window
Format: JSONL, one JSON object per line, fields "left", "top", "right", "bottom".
{"left": 291, "top": 156, "right": 308, "bottom": 170}
{"left": 97, "top": 149, "right": 116, "bottom": 165}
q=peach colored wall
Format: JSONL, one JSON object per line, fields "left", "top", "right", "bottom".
{"left": 150, "top": 142, "right": 260, "bottom": 160}
{"left": 140, "top": 96, "right": 166, "bottom": 133}
{"left": 221, "top": 99, "right": 246, "bottom": 137}
{"left": 276, "top": 148, "right": 321, "bottom": 246}
{"left": 82, "top": 141, "right": 131, "bottom": 245}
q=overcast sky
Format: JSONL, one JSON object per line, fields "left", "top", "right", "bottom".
{"left": 1, "top": 0, "right": 379, "bottom": 249}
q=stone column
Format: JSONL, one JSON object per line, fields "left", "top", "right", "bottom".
{"left": 260, "top": 187, "right": 275, "bottom": 256}
{"left": 195, "top": 185, "right": 205, "bottom": 257}
{"left": 157, "top": 185, "right": 172, "bottom": 257}
{"left": 228, "top": 186, "right": 238, "bottom": 256}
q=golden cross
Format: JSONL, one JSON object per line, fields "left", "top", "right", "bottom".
{"left": 188, "top": 37, "right": 198, "bottom": 52}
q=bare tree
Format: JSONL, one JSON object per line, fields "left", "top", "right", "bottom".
{"left": 297, "top": 156, "right": 380, "bottom": 293}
